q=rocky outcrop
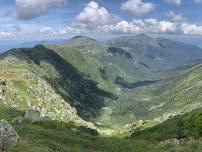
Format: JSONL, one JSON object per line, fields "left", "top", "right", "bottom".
{"left": 0, "top": 76, "right": 96, "bottom": 129}
{"left": 0, "top": 120, "right": 19, "bottom": 150}
{"left": 0, "top": 79, "right": 6, "bottom": 86}
{"left": 12, "top": 108, "right": 50, "bottom": 124}
{"left": 159, "top": 138, "right": 194, "bottom": 145}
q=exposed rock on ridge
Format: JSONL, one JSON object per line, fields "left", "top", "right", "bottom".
{"left": 0, "top": 120, "right": 19, "bottom": 150}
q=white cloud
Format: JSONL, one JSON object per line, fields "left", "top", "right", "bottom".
{"left": 0, "top": 24, "right": 22, "bottom": 39}
{"left": 121, "top": 0, "right": 155, "bottom": 16}
{"left": 39, "top": 27, "right": 57, "bottom": 35}
{"left": 13, "top": 0, "right": 68, "bottom": 19}
{"left": 101, "top": 19, "right": 177, "bottom": 34}
{"left": 101, "top": 20, "right": 142, "bottom": 33}
{"left": 99, "top": 13, "right": 202, "bottom": 36}
{"left": 164, "top": 0, "right": 181, "bottom": 5}
{"left": 75, "top": 1, "right": 112, "bottom": 27}
{"left": 0, "top": 31, "right": 14, "bottom": 38}
{"left": 100, "top": 11, "right": 187, "bottom": 34}
{"left": 181, "top": 23, "right": 202, "bottom": 35}
{"left": 58, "top": 26, "right": 80, "bottom": 34}
{"left": 39, "top": 26, "right": 80, "bottom": 35}
{"left": 158, "top": 21, "right": 177, "bottom": 33}
{"left": 166, "top": 11, "right": 186, "bottom": 23}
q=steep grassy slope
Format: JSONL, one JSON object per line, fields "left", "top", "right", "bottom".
{"left": 0, "top": 45, "right": 117, "bottom": 129}
{"left": 47, "top": 43, "right": 118, "bottom": 95}
{"left": 59, "top": 35, "right": 155, "bottom": 82}
{"left": 0, "top": 52, "right": 87, "bottom": 126}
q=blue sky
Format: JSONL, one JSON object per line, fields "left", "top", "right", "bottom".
{"left": 1, "top": 0, "right": 202, "bottom": 42}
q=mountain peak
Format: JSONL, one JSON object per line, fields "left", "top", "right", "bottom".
{"left": 136, "top": 33, "right": 152, "bottom": 40}
{"left": 71, "top": 35, "right": 86, "bottom": 39}
{"left": 71, "top": 35, "right": 96, "bottom": 42}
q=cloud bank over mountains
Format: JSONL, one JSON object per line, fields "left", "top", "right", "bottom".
{"left": 1, "top": 0, "right": 202, "bottom": 39}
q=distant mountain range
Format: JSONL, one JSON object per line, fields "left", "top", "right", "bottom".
{"left": 0, "top": 39, "right": 63, "bottom": 53}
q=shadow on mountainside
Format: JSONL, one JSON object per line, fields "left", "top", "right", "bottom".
{"left": 1, "top": 45, "right": 117, "bottom": 120}
{"left": 115, "top": 76, "right": 160, "bottom": 89}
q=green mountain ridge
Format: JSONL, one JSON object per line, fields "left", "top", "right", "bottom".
{"left": 107, "top": 34, "right": 202, "bottom": 70}
{"left": 1, "top": 34, "right": 202, "bottom": 151}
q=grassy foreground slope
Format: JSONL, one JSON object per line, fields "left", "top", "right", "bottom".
{"left": 1, "top": 103, "right": 202, "bottom": 152}
{"left": 0, "top": 103, "right": 159, "bottom": 152}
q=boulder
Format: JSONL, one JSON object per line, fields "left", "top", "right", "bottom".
{"left": 0, "top": 120, "right": 19, "bottom": 150}
{"left": 24, "top": 108, "right": 49, "bottom": 122}
{"left": 0, "top": 79, "right": 6, "bottom": 86}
